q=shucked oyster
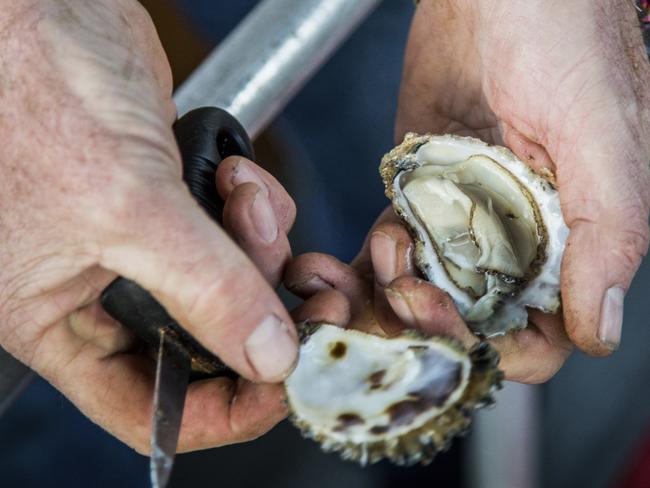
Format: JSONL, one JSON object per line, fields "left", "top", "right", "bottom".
{"left": 285, "top": 324, "right": 501, "bottom": 466}
{"left": 380, "top": 134, "right": 568, "bottom": 337}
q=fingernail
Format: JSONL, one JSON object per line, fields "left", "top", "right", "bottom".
{"left": 385, "top": 288, "right": 416, "bottom": 326}
{"left": 598, "top": 286, "right": 625, "bottom": 350}
{"left": 232, "top": 160, "right": 268, "bottom": 195}
{"left": 371, "top": 232, "right": 397, "bottom": 286}
{"left": 250, "top": 191, "right": 278, "bottom": 244}
{"left": 245, "top": 315, "right": 298, "bottom": 381}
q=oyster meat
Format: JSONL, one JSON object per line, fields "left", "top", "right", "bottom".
{"left": 380, "top": 134, "right": 568, "bottom": 337}
{"left": 285, "top": 324, "right": 501, "bottom": 466}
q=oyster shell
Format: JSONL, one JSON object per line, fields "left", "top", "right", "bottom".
{"left": 380, "top": 133, "right": 568, "bottom": 337}
{"left": 285, "top": 323, "right": 502, "bottom": 465}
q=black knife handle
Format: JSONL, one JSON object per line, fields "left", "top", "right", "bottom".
{"left": 176, "top": 107, "right": 254, "bottom": 222}
{"left": 101, "top": 107, "right": 254, "bottom": 378}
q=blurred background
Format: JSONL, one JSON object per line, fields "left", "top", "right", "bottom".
{"left": 1, "top": 1, "right": 649, "bottom": 487}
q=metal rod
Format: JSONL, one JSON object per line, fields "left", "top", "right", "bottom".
{"left": 0, "top": 0, "right": 383, "bottom": 415}
{"left": 174, "top": 0, "right": 383, "bottom": 138}
{"left": 467, "top": 382, "right": 540, "bottom": 488}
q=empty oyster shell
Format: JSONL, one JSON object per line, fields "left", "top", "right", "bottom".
{"left": 285, "top": 324, "right": 501, "bottom": 466}
{"left": 380, "top": 133, "right": 568, "bottom": 337}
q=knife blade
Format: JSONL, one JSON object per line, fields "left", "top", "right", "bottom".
{"left": 150, "top": 329, "right": 192, "bottom": 488}
{"left": 100, "top": 107, "right": 254, "bottom": 488}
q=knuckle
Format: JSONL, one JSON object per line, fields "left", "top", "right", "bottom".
{"left": 566, "top": 196, "right": 649, "bottom": 278}
{"left": 284, "top": 254, "right": 322, "bottom": 288}
{"left": 611, "top": 223, "right": 650, "bottom": 273}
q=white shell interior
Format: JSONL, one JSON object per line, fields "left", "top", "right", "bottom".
{"left": 392, "top": 135, "right": 568, "bottom": 336}
{"left": 286, "top": 325, "right": 470, "bottom": 447}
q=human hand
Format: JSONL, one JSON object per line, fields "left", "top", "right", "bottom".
{"left": 396, "top": 0, "right": 650, "bottom": 358}
{"left": 285, "top": 208, "right": 572, "bottom": 383}
{"left": 0, "top": 1, "right": 297, "bottom": 453}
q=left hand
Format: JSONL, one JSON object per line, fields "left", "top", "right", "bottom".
{"left": 288, "top": 0, "right": 650, "bottom": 383}
{"left": 396, "top": 0, "right": 650, "bottom": 358}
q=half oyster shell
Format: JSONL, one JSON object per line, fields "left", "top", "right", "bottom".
{"left": 285, "top": 324, "right": 501, "bottom": 466}
{"left": 380, "top": 133, "right": 568, "bottom": 337}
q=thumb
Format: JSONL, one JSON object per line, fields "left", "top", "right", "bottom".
{"left": 96, "top": 182, "right": 298, "bottom": 383}
{"left": 557, "top": 127, "right": 650, "bottom": 356}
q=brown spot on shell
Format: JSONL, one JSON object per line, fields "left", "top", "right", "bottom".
{"left": 333, "top": 412, "right": 365, "bottom": 432}
{"left": 367, "top": 370, "right": 387, "bottom": 390}
{"left": 329, "top": 341, "right": 347, "bottom": 359}
{"left": 386, "top": 399, "right": 426, "bottom": 427}
{"left": 385, "top": 363, "right": 463, "bottom": 427}
{"left": 370, "top": 425, "right": 390, "bottom": 436}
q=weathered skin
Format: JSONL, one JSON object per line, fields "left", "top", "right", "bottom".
{"left": 0, "top": 1, "right": 304, "bottom": 453}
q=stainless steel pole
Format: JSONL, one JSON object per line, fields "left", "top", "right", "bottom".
{"left": 0, "top": 0, "right": 383, "bottom": 415}
{"left": 467, "top": 382, "right": 541, "bottom": 488}
{"left": 175, "top": 0, "right": 383, "bottom": 138}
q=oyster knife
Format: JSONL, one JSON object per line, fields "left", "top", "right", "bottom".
{"left": 150, "top": 329, "right": 191, "bottom": 488}
{"left": 100, "top": 107, "right": 254, "bottom": 488}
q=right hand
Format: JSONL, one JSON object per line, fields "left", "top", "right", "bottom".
{"left": 0, "top": 1, "right": 298, "bottom": 453}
